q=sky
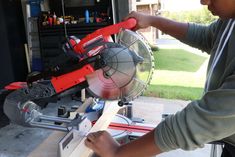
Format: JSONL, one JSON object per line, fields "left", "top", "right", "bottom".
{"left": 161, "top": 0, "right": 203, "bottom": 11}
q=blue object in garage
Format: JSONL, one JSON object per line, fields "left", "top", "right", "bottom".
{"left": 28, "top": 0, "right": 43, "bottom": 17}
{"left": 32, "top": 58, "right": 43, "bottom": 71}
{"left": 85, "top": 100, "right": 105, "bottom": 113}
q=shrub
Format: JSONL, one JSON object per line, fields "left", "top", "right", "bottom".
{"left": 162, "top": 7, "right": 218, "bottom": 24}
{"left": 150, "top": 44, "right": 159, "bottom": 51}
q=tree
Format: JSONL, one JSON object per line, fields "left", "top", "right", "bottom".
{"left": 162, "top": 7, "right": 218, "bottom": 24}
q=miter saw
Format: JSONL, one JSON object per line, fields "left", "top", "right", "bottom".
{"left": 1, "top": 18, "right": 155, "bottom": 156}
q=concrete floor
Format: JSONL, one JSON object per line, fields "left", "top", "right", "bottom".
{"left": 0, "top": 96, "right": 211, "bottom": 157}
{"left": 0, "top": 97, "right": 79, "bottom": 157}
{"left": 132, "top": 96, "right": 211, "bottom": 157}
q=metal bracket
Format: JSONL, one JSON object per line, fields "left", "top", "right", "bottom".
{"left": 58, "top": 118, "right": 92, "bottom": 157}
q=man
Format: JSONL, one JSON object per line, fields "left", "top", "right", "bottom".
{"left": 85, "top": 0, "right": 235, "bottom": 156}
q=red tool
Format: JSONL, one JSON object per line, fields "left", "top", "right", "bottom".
{"left": 2, "top": 18, "right": 154, "bottom": 130}
{"left": 1, "top": 18, "right": 155, "bottom": 157}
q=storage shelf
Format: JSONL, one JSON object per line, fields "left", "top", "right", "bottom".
{"left": 39, "top": 23, "right": 110, "bottom": 37}
{"left": 39, "top": 22, "right": 110, "bottom": 31}
{"left": 38, "top": 0, "right": 113, "bottom": 70}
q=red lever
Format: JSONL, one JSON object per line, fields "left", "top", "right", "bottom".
{"left": 94, "top": 18, "right": 137, "bottom": 37}
{"left": 74, "top": 18, "right": 137, "bottom": 53}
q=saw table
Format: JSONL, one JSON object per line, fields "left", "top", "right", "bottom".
{"left": 0, "top": 96, "right": 155, "bottom": 157}
{"left": 0, "top": 97, "right": 75, "bottom": 157}
{"left": 0, "top": 97, "right": 116, "bottom": 157}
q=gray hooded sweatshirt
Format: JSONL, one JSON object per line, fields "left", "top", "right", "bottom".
{"left": 155, "top": 18, "right": 235, "bottom": 152}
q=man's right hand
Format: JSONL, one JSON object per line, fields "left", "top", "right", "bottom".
{"left": 124, "top": 11, "right": 153, "bottom": 31}
{"left": 124, "top": 11, "right": 188, "bottom": 40}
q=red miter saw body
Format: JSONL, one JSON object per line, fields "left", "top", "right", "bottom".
{"left": 1, "top": 19, "right": 155, "bottom": 157}
{"left": 50, "top": 18, "right": 137, "bottom": 94}
{"left": 5, "top": 18, "right": 137, "bottom": 94}
{"left": 3, "top": 17, "right": 154, "bottom": 130}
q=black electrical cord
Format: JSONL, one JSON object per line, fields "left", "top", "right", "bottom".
{"left": 61, "top": 0, "right": 75, "bottom": 52}
{"left": 61, "top": 0, "right": 67, "bottom": 37}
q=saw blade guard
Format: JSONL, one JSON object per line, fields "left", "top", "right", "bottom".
{"left": 86, "top": 29, "right": 154, "bottom": 102}
{"left": 117, "top": 29, "right": 155, "bottom": 101}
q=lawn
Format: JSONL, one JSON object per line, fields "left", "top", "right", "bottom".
{"left": 153, "top": 48, "right": 207, "bottom": 72}
{"left": 144, "top": 48, "right": 208, "bottom": 101}
{"left": 144, "top": 85, "right": 204, "bottom": 100}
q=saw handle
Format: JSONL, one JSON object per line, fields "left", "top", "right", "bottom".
{"left": 74, "top": 18, "right": 137, "bottom": 53}
{"left": 97, "top": 18, "right": 137, "bottom": 36}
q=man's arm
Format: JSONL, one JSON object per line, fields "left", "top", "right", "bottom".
{"left": 125, "top": 11, "right": 189, "bottom": 40}
{"left": 85, "top": 130, "right": 162, "bottom": 157}
{"left": 116, "top": 130, "right": 161, "bottom": 157}
{"left": 125, "top": 11, "right": 219, "bottom": 53}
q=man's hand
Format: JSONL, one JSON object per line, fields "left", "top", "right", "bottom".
{"left": 124, "top": 11, "right": 153, "bottom": 31}
{"left": 125, "top": 11, "right": 188, "bottom": 40}
{"left": 85, "top": 131, "right": 120, "bottom": 157}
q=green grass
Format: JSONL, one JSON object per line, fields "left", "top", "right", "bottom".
{"left": 151, "top": 70, "right": 205, "bottom": 88}
{"left": 144, "top": 48, "right": 208, "bottom": 100}
{"left": 144, "top": 85, "right": 203, "bottom": 100}
{"left": 153, "top": 48, "right": 207, "bottom": 72}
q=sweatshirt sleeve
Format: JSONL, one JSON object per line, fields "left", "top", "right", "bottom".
{"left": 180, "top": 20, "right": 219, "bottom": 53}
{"left": 154, "top": 72, "right": 235, "bottom": 152}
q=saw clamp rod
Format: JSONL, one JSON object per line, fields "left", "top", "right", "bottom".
{"left": 29, "top": 113, "right": 90, "bottom": 132}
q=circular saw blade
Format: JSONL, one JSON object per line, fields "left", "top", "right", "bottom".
{"left": 86, "top": 43, "right": 136, "bottom": 100}
{"left": 86, "top": 29, "right": 154, "bottom": 102}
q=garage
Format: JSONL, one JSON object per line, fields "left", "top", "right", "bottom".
{"left": 1, "top": 0, "right": 235, "bottom": 157}
{"left": 0, "top": 0, "right": 156, "bottom": 156}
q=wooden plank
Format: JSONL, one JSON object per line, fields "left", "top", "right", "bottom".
{"left": 27, "top": 100, "right": 120, "bottom": 157}
{"left": 69, "top": 101, "right": 120, "bottom": 157}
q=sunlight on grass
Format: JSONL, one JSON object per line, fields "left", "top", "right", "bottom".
{"left": 151, "top": 70, "right": 206, "bottom": 88}
{"left": 143, "top": 47, "right": 209, "bottom": 100}
{"left": 144, "top": 69, "right": 206, "bottom": 100}
{"left": 144, "top": 85, "right": 204, "bottom": 100}
{"left": 153, "top": 48, "right": 207, "bottom": 72}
